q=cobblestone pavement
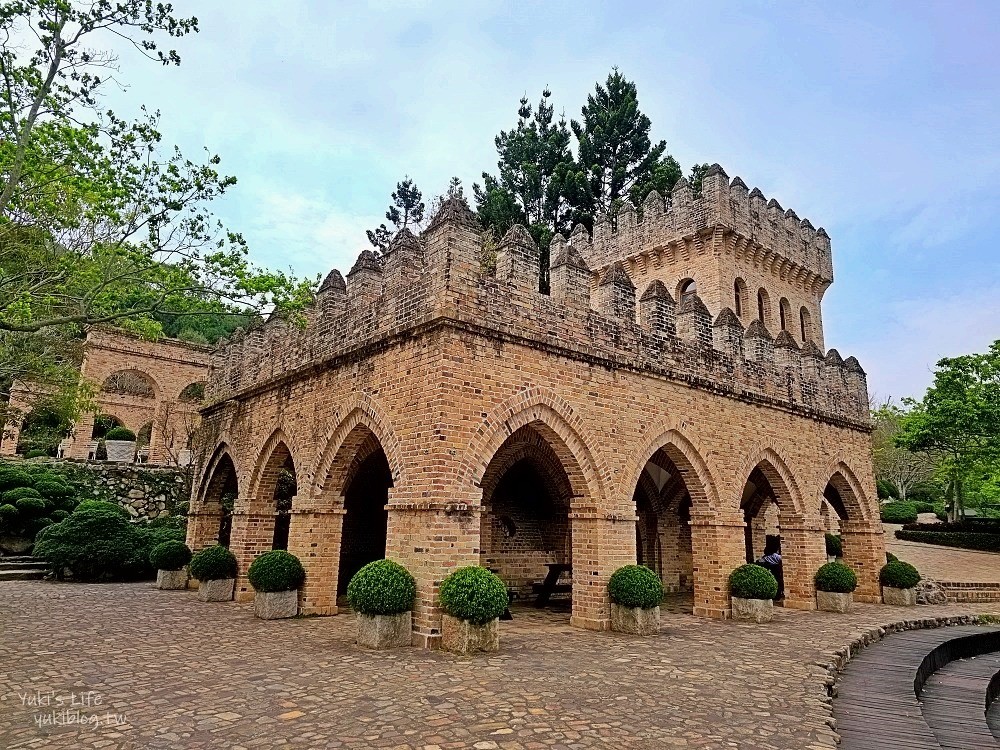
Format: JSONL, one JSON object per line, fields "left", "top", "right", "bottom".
{"left": 885, "top": 522, "right": 1000, "bottom": 583}
{"left": 1, "top": 581, "right": 998, "bottom": 750}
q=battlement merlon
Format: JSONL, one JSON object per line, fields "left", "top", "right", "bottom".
{"left": 575, "top": 164, "right": 834, "bottom": 291}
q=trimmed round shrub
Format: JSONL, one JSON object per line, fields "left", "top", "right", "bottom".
{"left": 50, "top": 509, "right": 70, "bottom": 522}
{"left": 347, "top": 559, "right": 416, "bottom": 615}
{"left": 247, "top": 550, "right": 305, "bottom": 593}
{"left": 33, "top": 508, "right": 143, "bottom": 581}
{"left": 24, "top": 449, "right": 49, "bottom": 458}
{"left": 150, "top": 540, "right": 192, "bottom": 571}
{"left": 34, "top": 480, "right": 72, "bottom": 499}
{"left": 104, "top": 426, "right": 136, "bottom": 441}
{"left": 15, "top": 496, "right": 46, "bottom": 515}
{"left": 0, "top": 503, "right": 19, "bottom": 525}
{"left": 608, "top": 564, "right": 664, "bottom": 609}
{"left": 728, "top": 563, "right": 779, "bottom": 600}
{"left": 3, "top": 486, "right": 42, "bottom": 503}
{"left": 880, "top": 502, "right": 918, "bottom": 524}
{"left": 815, "top": 562, "right": 858, "bottom": 593}
{"left": 879, "top": 560, "right": 921, "bottom": 589}
{"left": 886, "top": 551, "right": 898, "bottom": 563}
{"left": 439, "top": 566, "right": 508, "bottom": 625}
{"left": 825, "top": 532, "right": 843, "bottom": 558}
{"left": 0, "top": 468, "right": 31, "bottom": 491}
{"left": 75, "top": 499, "right": 128, "bottom": 517}
{"left": 189, "top": 545, "right": 238, "bottom": 581}
{"left": 912, "top": 501, "right": 935, "bottom": 515}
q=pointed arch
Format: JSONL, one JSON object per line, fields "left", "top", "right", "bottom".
{"left": 246, "top": 427, "right": 301, "bottom": 503}
{"left": 736, "top": 445, "right": 804, "bottom": 516}
{"left": 195, "top": 441, "right": 240, "bottom": 507}
{"left": 821, "top": 459, "right": 872, "bottom": 523}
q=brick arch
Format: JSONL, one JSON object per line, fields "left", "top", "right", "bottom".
{"left": 480, "top": 426, "right": 574, "bottom": 506}
{"left": 736, "top": 445, "right": 805, "bottom": 517}
{"left": 457, "top": 388, "right": 609, "bottom": 507}
{"left": 618, "top": 420, "right": 720, "bottom": 512}
{"left": 309, "top": 399, "right": 403, "bottom": 499}
{"left": 821, "top": 460, "right": 872, "bottom": 523}
{"left": 195, "top": 442, "right": 240, "bottom": 508}
{"left": 245, "top": 428, "right": 301, "bottom": 508}
{"left": 99, "top": 367, "right": 162, "bottom": 400}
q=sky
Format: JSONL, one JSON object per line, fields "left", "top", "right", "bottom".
{"left": 93, "top": 0, "right": 1000, "bottom": 401}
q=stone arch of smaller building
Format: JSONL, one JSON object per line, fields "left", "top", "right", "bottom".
{"left": 100, "top": 368, "right": 160, "bottom": 399}
{"left": 177, "top": 381, "right": 206, "bottom": 403}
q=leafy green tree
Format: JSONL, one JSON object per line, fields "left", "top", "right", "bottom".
{"left": 871, "top": 401, "right": 936, "bottom": 502}
{"left": 571, "top": 68, "right": 681, "bottom": 223}
{"left": 896, "top": 341, "right": 1000, "bottom": 520}
{"left": 367, "top": 176, "right": 425, "bottom": 252}
{"left": 688, "top": 163, "right": 712, "bottom": 197}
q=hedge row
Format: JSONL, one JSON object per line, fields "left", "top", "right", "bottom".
{"left": 901, "top": 519, "right": 1000, "bottom": 533}
{"left": 895, "top": 529, "right": 1000, "bottom": 553}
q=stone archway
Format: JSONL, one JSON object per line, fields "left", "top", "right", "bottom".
{"left": 821, "top": 464, "right": 885, "bottom": 602}
{"left": 187, "top": 445, "right": 239, "bottom": 551}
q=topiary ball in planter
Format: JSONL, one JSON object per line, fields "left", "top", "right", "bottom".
{"left": 247, "top": 550, "right": 305, "bottom": 619}
{"left": 728, "top": 564, "right": 779, "bottom": 623}
{"left": 439, "top": 566, "right": 508, "bottom": 654}
{"left": 104, "top": 426, "right": 136, "bottom": 441}
{"left": 879, "top": 560, "right": 921, "bottom": 606}
{"left": 348, "top": 559, "right": 417, "bottom": 649}
{"left": 151, "top": 540, "right": 192, "bottom": 590}
{"left": 189, "top": 545, "right": 238, "bottom": 602}
{"left": 814, "top": 562, "right": 857, "bottom": 613}
{"left": 608, "top": 564, "right": 663, "bottom": 635}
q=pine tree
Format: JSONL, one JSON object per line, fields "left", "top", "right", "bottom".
{"left": 571, "top": 68, "right": 681, "bottom": 223}
{"left": 367, "top": 176, "right": 426, "bottom": 252}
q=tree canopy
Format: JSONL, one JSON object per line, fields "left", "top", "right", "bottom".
{"left": 367, "top": 176, "right": 425, "bottom": 253}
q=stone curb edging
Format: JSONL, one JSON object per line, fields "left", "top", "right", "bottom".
{"left": 817, "top": 613, "right": 994, "bottom": 743}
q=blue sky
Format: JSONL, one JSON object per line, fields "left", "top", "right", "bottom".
{"left": 101, "top": 0, "right": 1000, "bottom": 401}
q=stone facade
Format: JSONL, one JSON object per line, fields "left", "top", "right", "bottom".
{"left": 186, "top": 166, "right": 885, "bottom": 648}
{"left": 1, "top": 328, "right": 210, "bottom": 466}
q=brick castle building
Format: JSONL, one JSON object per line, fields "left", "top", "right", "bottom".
{"left": 186, "top": 165, "right": 884, "bottom": 647}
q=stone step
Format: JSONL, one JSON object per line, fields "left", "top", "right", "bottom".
{"left": 0, "top": 558, "right": 46, "bottom": 571}
{"left": 0, "top": 568, "right": 46, "bottom": 581}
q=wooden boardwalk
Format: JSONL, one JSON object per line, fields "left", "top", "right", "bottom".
{"left": 834, "top": 625, "right": 1000, "bottom": 750}
{"left": 921, "top": 649, "right": 1000, "bottom": 748}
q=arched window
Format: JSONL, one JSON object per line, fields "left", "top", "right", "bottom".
{"left": 756, "top": 288, "right": 771, "bottom": 327}
{"left": 779, "top": 298, "right": 792, "bottom": 331}
{"left": 734, "top": 278, "right": 748, "bottom": 318}
{"left": 799, "top": 307, "right": 813, "bottom": 342}
{"left": 678, "top": 278, "right": 697, "bottom": 302}
{"left": 101, "top": 370, "right": 155, "bottom": 398}
{"left": 178, "top": 382, "right": 206, "bottom": 404}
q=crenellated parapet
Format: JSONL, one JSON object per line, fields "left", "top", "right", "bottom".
{"left": 204, "top": 196, "right": 869, "bottom": 427}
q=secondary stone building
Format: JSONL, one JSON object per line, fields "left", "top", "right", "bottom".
{"left": 186, "top": 165, "right": 884, "bottom": 647}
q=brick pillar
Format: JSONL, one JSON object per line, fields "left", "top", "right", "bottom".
{"left": 185, "top": 510, "right": 222, "bottom": 551}
{"left": 229, "top": 509, "right": 276, "bottom": 601}
{"left": 569, "top": 508, "right": 636, "bottom": 631}
{"left": 64, "top": 412, "right": 95, "bottom": 459}
{"left": 840, "top": 519, "right": 886, "bottom": 603}
{"left": 287, "top": 496, "right": 346, "bottom": 616}
{"left": 690, "top": 510, "right": 746, "bottom": 618}
{"left": 148, "top": 401, "right": 169, "bottom": 464}
{"left": 778, "top": 518, "right": 827, "bottom": 610}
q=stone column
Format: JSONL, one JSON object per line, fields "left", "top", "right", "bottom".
{"left": 840, "top": 519, "right": 886, "bottom": 603}
{"left": 569, "top": 507, "right": 636, "bottom": 631}
{"left": 229, "top": 507, "right": 276, "bottom": 601}
{"left": 778, "top": 518, "right": 827, "bottom": 610}
{"left": 689, "top": 510, "right": 747, "bottom": 618}
{"left": 287, "top": 495, "right": 346, "bottom": 616}
{"left": 185, "top": 510, "right": 223, "bottom": 551}
{"left": 64, "top": 412, "right": 96, "bottom": 459}
{"left": 148, "top": 401, "right": 170, "bottom": 464}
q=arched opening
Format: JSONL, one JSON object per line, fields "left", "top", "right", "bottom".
{"left": 135, "top": 421, "right": 153, "bottom": 463}
{"left": 799, "top": 307, "right": 813, "bottom": 343}
{"left": 779, "top": 298, "right": 792, "bottom": 331}
{"left": 740, "top": 465, "right": 787, "bottom": 600}
{"left": 101, "top": 370, "right": 156, "bottom": 398}
{"left": 631, "top": 447, "right": 695, "bottom": 612}
{"left": 194, "top": 450, "right": 238, "bottom": 549}
{"left": 734, "top": 278, "right": 748, "bottom": 319}
{"left": 756, "top": 288, "right": 772, "bottom": 328}
{"left": 271, "top": 455, "right": 296, "bottom": 551}
{"left": 479, "top": 425, "right": 575, "bottom": 613}
{"left": 91, "top": 414, "right": 123, "bottom": 439}
{"left": 678, "top": 278, "right": 697, "bottom": 303}
{"left": 178, "top": 381, "right": 206, "bottom": 404}
{"left": 336, "top": 441, "right": 392, "bottom": 598}
{"left": 14, "top": 404, "right": 71, "bottom": 456}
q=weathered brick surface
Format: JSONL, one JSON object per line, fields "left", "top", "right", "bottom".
{"left": 187, "top": 179, "right": 884, "bottom": 646}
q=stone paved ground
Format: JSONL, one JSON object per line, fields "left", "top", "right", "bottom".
{"left": 2, "top": 582, "right": 999, "bottom": 750}
{"left": 885, "top": 522, "right": 1000, "bottom": 583}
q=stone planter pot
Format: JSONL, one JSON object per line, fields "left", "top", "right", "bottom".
{"left": 356, "top": 611, "right": 412, "bottom": 649}
{"left": 816, "top": 590, "right": 853, "bottom": 613}
{"left": 882, "top": 586, "right": 917, "bottom": 606}
{"left": 441, "top": 614, "right": 500, "bottom": 654}
{"left": 104, "top": 440, "right": 136, "bottom": 463}
{"left": 197, "top": 577, "right": 235, "bottom": 602}
{"left": 731, "top": 596, "right": 773, "bottom": 623}
{"left": 254, "top": 589, "right": 298, "bottom": 619}
{"left": 156, "top": 567, "right": 189, "bottom": 590}
{"left": 610, "top": 603, "right": 660, "bottom": 635}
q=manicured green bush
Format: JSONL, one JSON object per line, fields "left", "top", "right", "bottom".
{"left": 189, "top": 545, "right": 238, "bottom": 581}
{"left": 146, "top": 514, "right": 187, "bottom": 530}
{"left": 608, "top": 564, "right": 664, "bottom": 609}
{"left": 134, "top": 525, "right": 186, "bottom": 573}
{"left": 728, "top": 564, "right": 779, "bottom": 600}
{"left": 886, "top": 551, "right": 898, "bottom": 563}
{"left": 33, "top": 508, "right": 143, "bottom": 581}
{"left": 33, "top": 480, "right": 72, "bottom": 499}
{"left": 880, "top": 502, "right": 918, "bottom": 524}
{"left": 825, "top": 533, "right": 842, "bottom": 558}
{"left": 879, "top": 560, "right": 921, "bottom": 589}
{"left": 895, "top": 530, "right": 1000, "bottom": 553}
{"left": 24, "top": 449, "right": 49, "bottom": 458}
{"left": 0, "top": 503, "right": 18, "bottom": 525}
{"left": 814, "top": 562, "right": 858, "bottom": 593}
{"left": 75, "top": 499, "right": 128, "bottom": 517}
{"left": 912, "top": 501, "right": 936, "bottom": 514}
{"left": 50, "top": 509, "right": 70, "bottom": 522}
{"left": 149, "top": 540, "right": 192, "bottom": 571}
{"left": 247, "top": 550, "right": 305, "bottom": 593}
{"left": 439, "top": 566, "right": 508, "bottom": 625}
{"left": 0, "top": 468, "right": 31, "bottom": 491}
{"left": 104, "top": 427, "right": 136, "bottom": 441}
{"left": 902, "top": 519, "right": 1000, "bottom": 533}
{"left": 15, "top": 496, "right": 46, "bottom": 515}
{"left": 3, "top": 486, "right": 42, "bottom": 503}
{"left": 876, "top": 479, "right": 899, "bottom": 500}
{"left": 347, "top": 559, "right": 416, "bottom": 615}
